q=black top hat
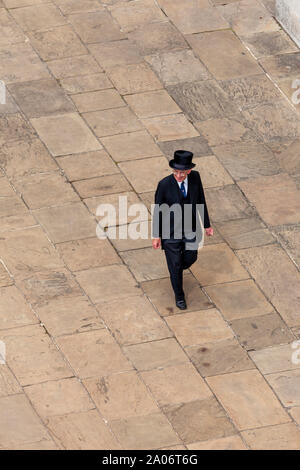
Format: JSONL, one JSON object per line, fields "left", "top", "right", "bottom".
{"left": 169, "top": 150, "right": 195, "bottom": 170}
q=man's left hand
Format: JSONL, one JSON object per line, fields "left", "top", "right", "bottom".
{"left": 205, "top": 227, "right": 214, "bottom": 236}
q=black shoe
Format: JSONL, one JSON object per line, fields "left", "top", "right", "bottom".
{"left": 176, "top": 298, "right": 187, "bottom": 310}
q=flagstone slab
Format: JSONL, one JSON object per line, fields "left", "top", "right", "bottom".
{"left": 265, "top": 370, "right": 300, "bottom": 407}
{"left": 205, "top": 279, "right": 273, "bottom": 321}
{"left": 109, "top": 0, "right": 165, "bottom": 32}
{"left": 83, "top": 106, "right": 143, "bottom": 137}
{"left": 145, "top": 49, "right": 211, "bottom": 86}
{"left": 214, "top": 217, "right": 275, "bottom": 249}
{"left": 167, "top": 80, "right": 236, "bottom": 122}
{"left": 241, "top": 30, "right": 298, "bottom": 59}
{"left": 25, "top": 378, "right": 95, "bottom": 419}
{"left": 158, "top": 136, "right": 212, "bottom": 158}
{"left": 212, "top": 142, "right": 281, "bottom": 180}
{"left": 1, "top": 324, "right": 73, "bottom": 385}
{"left": 47, "top": 55, "right": 102, "bottom": 79}
{"left": 3, "top": 0, "right": 49, "bottom": 6}
{"left": 30, "top": 113, "right": 101, "bottom": 156}
{"left": 128, "top": 21, "right": 188, "bottom": 56}
{"left": 84, "top": 191, "right": 149, "bottom": 226}
{"left": 241, "top": 423, "right": 300, "bottom": 450}
{"left": 56, "top": 329, "right": 133, "bottom": 378}
{"left": 242, "top": 101, "right": 300, "bottom": 141}
{"left": 0, "top": 8, "right": 26, "bottom": 45}
{"left": 57, "top": 149, "right": 118, "bottom": 182}
{"left": 33, "top": 202, "right": 97, "bottom": 243}
{"left": 141, "top": 362, "right": 212, "bottom": 408}
{"left": 0, "top": 139, "right": 57, "bottom": 181}
{"left": 110, "top": 412, "right": 181, "bottom": 449}
{"left": 83, "top": 370, "right": 159, "bottom": 420}
{"left": 88, "top": 39, "right": 143, "bottom": 68}
{"left": 166, "top": 308, "right": 234, "bottom": 348}
{"left": 68, "top": 10, "right": 125, "bottom": 44}
{"left": 236, "top": 244, "right": 300, "bottom": 327}
{"left": 56, "top": 237, "right": 120, "bottom": 272}
{"left": 0, "top": 90, "right": 20, "bottom": 115}
{"left": 0, "top": 285, "right": 37, "bottom": 330}
{"left": 0, "top": 394, "right": 50, "bottom": 448}
{"left": 207, "top": 370, "right": 290, "bottom": 430}
{"left": 70, "top": 89, "right": 125, "bottom": 113}
{"left": 119, "top": 156, "right": 170, "bottom": 193}
{"left": 249, "top": 343, "right": 300, "bottom": 375}
{"left": 290, "top": 407, "right": 300, "bottom": 426}
{"left": 0, "top": 114, "right": 36, "bottom": 146}
{"left": 35, "top": 294, "right": 105, "bottom": 337}
{"left": 100, "top": 130, "right": 162, "bottom": 162}
{"left": 0, "top": 365, "right": 22, "bottom": 397}
{"left": 141, "top": 273, "right": 213, "bottom": 317}
{"left": 193, "top": 156, "right": 233, "bottom": 187}
{"left": 14, "top": 172, "right": 80, "bottom": 209}
{"left": 16, "top": 269, "right": 82, "bottom": 308}
{"left": 217, "top": 0, "right": 279, "bottom": 35}
{"left": 108, "top": 220, "right": 152, "bottom": 251}
{"left": 75, "top": 264, "right": 140, "bottom": 304}
{"left": 219, "top": 75, "right": 281, "bottom": 110}
{"left": 125, "top": 90, "right": 180, "bottom": 118}
{"left": 274, "top": 225, "right": 300, "bottom": 269}
{"left": 46, "top": 410, "right": 121, "bottom": 449}
{"left": 5, "top": 439, "right": 59, "bottom": 450}
{"left": 0, "top": 42, "right": 50, "bottom": 84}
{"left": 267, "top": 139, "right": 300, "bottom": 177}
{"left": 53, "top": 0, "right": 105, "bottom": 14}
{"left": 204, "top": 184, "right": 256, "bottom": 223}
{"left": 10, "top": 4, "right": 66, "bottom": 32}
{"left": 142, "top": 114, "right": 199, "bottom": 142}
{"left": 230, "top": 312, "right": 294, "bottom": 351}
{"left": 73, "top": 174, "right": 132, "bottom": 198}
{"left": 123, "top": 338, "right": 188, "bottom": 371}
{"left": 238, "top": 173, "right": 300, "bottom": 226}
{"left": 108, "top": 63, "right": 162, "bottom": 95}
{"left": 186, "top": 337, "right": 254, "bottom": 377}
{"left": 158, "top": 0, "right": 228, "bottom": 34}
{"left": 187, "top": 435, "right": 247, "bottom": 450}
{"left": 120, "top": 247, "right": 169, "bottom": 282}
{"left": 259, "top": 52, "right": 300, "bottom": 80}
{"left": 0, "top": 179, "right": 28, "bottom": 218}
{"left": 195, "top": 116, "right": 258, "bottom": 146}
{"left": 187, "top": 30, "right": 262, "bottom": 80}
{"left": 190, "top": 243, "right": 250, "bottom": 286}
{"left": 98, "top": 295, "right": 172, "bottom": 345}
{"left": 27, "top": 25, "right": 88, "bottom": 61}
{"left": 60, "top": 73, "right": 113, "bottom": 94}
{"left": 0, "top": 226, "right": 64, "bottom": 280}
{"left": 163, "top": 396, "right": 236, "bottom": 444}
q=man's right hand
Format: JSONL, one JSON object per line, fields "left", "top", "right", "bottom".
{"left": 152, "top": 238, "right": 161, "bottom": 249}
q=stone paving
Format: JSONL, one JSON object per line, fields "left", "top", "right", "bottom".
{"left": 0, "top": 0, "right": 300, "bottom": 450}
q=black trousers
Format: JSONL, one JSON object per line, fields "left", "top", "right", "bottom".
{"left": 162, "top": 239, "right": 198, "bottom": 300}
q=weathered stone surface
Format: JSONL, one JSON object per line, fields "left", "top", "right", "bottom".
{"left": 236, "top": 244, "right": 300, "bottom": 327}
{"left": 73, "top": 173, "right": 131, "bottom": 198}
{"left": 207, "top": 370, "right": 290, "bottom": 430}
{"left": 83, "top": 106, "right": 143, "bottom": 137}
{"left": 0, "top": 8, "right": 26, "bottom": 46}
{"left": 192, "top": 155, "right": 234, "bottom": 187}
{"left": 47, "top": 55, "right": 102, "bottom": 79}
{"left": 195, "top": 116, "right": 258, "bottom": 146}
{"left": 141, "top": 273, "right": 213, "bottom": 317}
{"left": 125, "top": 90, "right": 180, "bottom": 118}
{"left": 187, "top": 435, "right": 247, "bottom": 450}
{"left": 123, "top": 338, "right": 188, "bottom": 371}
{"left": 100, "top": 130, "right": 162, "bottom": 162}
{"left": 0, "top": 114, "right": 36, "bottom": 146}
{"left": 249, "top": 343, "right": 300, "bottom": 375}
{"left": 118, "top": 156, "right": 170, "bottom": 192}
{"left": 241, "top": 30, "right": 298, "bottom": 59}
{"left": 67, "top": 10, "right": 125, "bottom": 43}
{"left": 265, "top": 370, "right": 300, "bottom": 407}
{"left": 0, "top": 285, "right": 37, "bottom": 329}
{"left": 163, "top": 397, "right": 236, "bottom": 444}
{"left": 57, "top": 329, "right": 133, "bottom": 378}
{"left": 276, "top": 0, "right": 300, "bottom": 48}
{"left": 166, "top": 308, "right": 234, "bottom": 347}
{"left": 60, "top": 73, "right": 113, "bottom": 94}
{"left": 0, "top": 365, "right": 22, "bottom": 398}
{"left": 274, "top": 225, "right": 300, "bottom": 269}
{"left": 109, "top": 0, "right": 165, "bottom": 32}
{"left": 70, "top": 89, "right": 125, "bottom": 113}
{"left": 108, "top": 63, "right": 162, "bottom": 95}
{"left": 238, "top": 173, "right": 300, "bottom": 226}
{"left": 142, "top": 114, "right": 199, "bottom": 141}
{"left": 186, "top": 338, "right": 254, "bottom": 377}
{"left": 204, "top": 184, "right": 256, "bottom": 222}
{"left": 242, "top": 423, "right": 300, "bottom": 450}
{"left": 158, "top": 136, "right": 212, "bottom": 158}
{"left": 88, "top": 40, "right": 143, "bottom": 68}
{"left": 30, "top": 113, "right": 102, "bottom": 157}
{"left": 98, "top": 295, "right": 172, "bottom": 345}
{"left": 259, "top": 53, "right": 300, "bottom": 80}
{"left": 214, "top": 217, "right": 275, "bottom": 249}
{"left": 145, "top": 50, "right": 211, "bottom": 86}
{"left": 167, "top": 80, "right": 236, "bottom": 122}
{"left": 187, "top": 30, "right": 262, "bottom": 80}
{"left": 119, "top": 247, "right": 169, "bottom": 281}
{"left": 57, "top": 149, "right": 119, "bottom": 181}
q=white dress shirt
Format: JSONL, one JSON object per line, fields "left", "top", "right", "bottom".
{"left": 177, "top": 175, "right": 188, "bottom": 195}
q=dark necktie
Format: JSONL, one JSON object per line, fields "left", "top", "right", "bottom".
{"left": 180, "top": 181, "right": 186, "bottom": 198}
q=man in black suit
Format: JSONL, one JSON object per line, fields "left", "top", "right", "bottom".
{"left": 152, "top": 150, "right": 213, "bottom": 310}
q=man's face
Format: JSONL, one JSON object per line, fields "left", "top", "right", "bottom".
{"left": 172, "top": 169, "right": 192, "bottom": 182}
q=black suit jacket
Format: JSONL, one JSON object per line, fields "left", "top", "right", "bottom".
{"left": 152, "top": 170, "right": 211, "bottom": 248}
